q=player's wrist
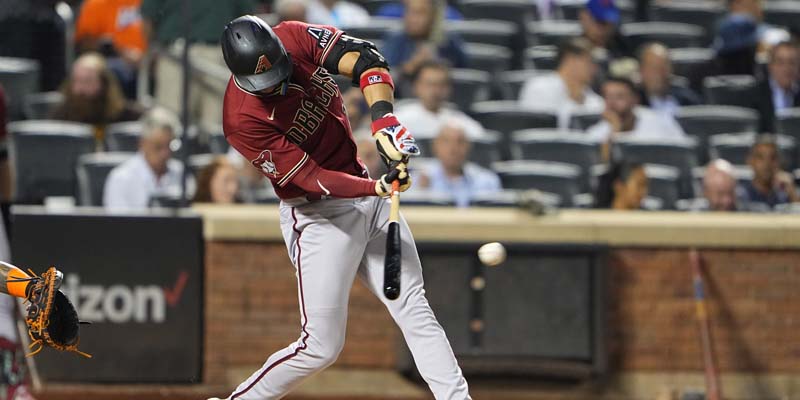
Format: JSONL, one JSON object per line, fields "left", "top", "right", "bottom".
{"left": 370, "top": 100, "right": 394, "bottom": 122}
{"left": 371, "top": 113, "right": 400, "bottom": 136}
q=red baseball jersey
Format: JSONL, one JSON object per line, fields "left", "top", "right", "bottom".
{"left": 222, "top": 21, "right": 368, "bottom": 200}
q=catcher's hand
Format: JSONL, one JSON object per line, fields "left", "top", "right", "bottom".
{"left": 375, "top": 161, "right": 411, "bottom": 197}
{"left": 371, "top": 113, "right": 421, "bottom": 166}
{"left": 22, "top": 267, "right": 90, "bottom": 358}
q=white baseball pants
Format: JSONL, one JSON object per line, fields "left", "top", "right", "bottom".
{"left": 227, "top": 196, "right": 470, "bottom": 400}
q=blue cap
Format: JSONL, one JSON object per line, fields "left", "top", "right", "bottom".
{"left": 586, "top": 0, "right": 620, "bottom": 24}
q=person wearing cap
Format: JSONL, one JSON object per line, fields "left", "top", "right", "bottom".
{"left": 579, "top": 0, "right": 633, "bottom": 60}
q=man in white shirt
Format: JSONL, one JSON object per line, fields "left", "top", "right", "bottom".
{"left": 103, "top": 108, "right": 185, "bottom": 210}
{"left": 587, "top": 77, "right": 686, "bottom": 159}
{"left": 306, "top": 0, "right": 370, "bottom": 28}
{"left": 519, "top": 37, "right": 604, "bottom": 129}
{"left": 394, "top": 60, "right": 485, "bottom": 139}
{"left": 417, "top": 122, "right": 501, "bottom": 207}
{"left": 637, "top": 42, "right": 701, "bottom": 118}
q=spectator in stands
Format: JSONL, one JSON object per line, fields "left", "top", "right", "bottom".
{"left": 587, "top": 77, "right": 686, "bottom": 161}
{"left": 356, "top": 135, "right": 384, "bottom": 178}
{"left": 52, "top": 52, "right": 142, "bottom": 144}
{"left": 638, "top": 42, "right": 701, "bottom": 117}
{"left": 141, "top": 0, "right": 255, "bottom": 125}
{"left": 274, "top": 0, "right": 308, "bottom": 22}
{"left": 0, "top": 0, "right": 66, "bottom": 91}
{"left": 307, "top": 0, "right": 369, "bottom": 28}
{"left": 738, "top": 135, "right": 799, "bottom": 209}
{"left": 193, "top": 157, "right": 240, "bottom": 204}
{"left": 103, "top": 108, "right": 184, "bottom": 210}
{"left": 382, "top": 0, "right": 468, "bottom": 81}
{"left": 594, "top": 162, "right": 648, "bottom": 210}
{"left": 579, "top": 0, "right": 633, "bottom": 60}
{"left": 712, "top": 0, "right": 765, "bottom": 75}
{"left": 417, "top": 121, "right": 501, "bottom": 208}
{"left": 395, "top": 60, "right": 484, "bottom": 138}
{"left": 75, "top": 0, "right": 147, "bottom": 99}
{"left": 752, "top": 41, "right": 800, "bottom": 133}
{"left": 702, "top": 159, "right": 740, "bottom": 212}
{"left": 519, "top": 37, "right": 604, "bottom": 129}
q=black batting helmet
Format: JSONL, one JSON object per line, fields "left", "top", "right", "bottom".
{"left": 221, "top": 15, "right": 292, "bottom": 93}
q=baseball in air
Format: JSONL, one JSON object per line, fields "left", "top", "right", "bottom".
{"left": 478, "top": 242, "right": 506, "bottom": 266}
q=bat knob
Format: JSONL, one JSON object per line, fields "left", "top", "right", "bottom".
{"left": 383, "top": 286, "right": 400, "bottom": 300}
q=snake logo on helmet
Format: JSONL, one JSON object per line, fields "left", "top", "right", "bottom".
{"left": 221, "top": 15, "right": 293, "bottom": 94}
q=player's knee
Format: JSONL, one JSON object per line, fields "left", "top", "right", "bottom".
{"left": 309, "top": 338, "right": 345, "bottom": 369}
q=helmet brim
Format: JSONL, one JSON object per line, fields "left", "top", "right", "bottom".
{"left": 234, "top": 53, "right": 293, "bottom": 93}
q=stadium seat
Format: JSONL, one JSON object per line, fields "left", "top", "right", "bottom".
{"left": 621, "top": 22, "right": 707, "bottom": 49}
{"left": 470, "top": 189, "right": 562, "bottom": 208}
{"left": 643, "top": 164, "right": 681, "bottom": 210}
{"left": 469, "top": 130, "right": 503, "bottom": 168}
{"left": 777, "top": 108, "right": 800, "bottom": 142}
{"left": 450, "top": 69, "right": 491, "bottom": 112}
{"left": 459, "top": 0, "right": 538, "bottom": 27}
{"left": 676, "top": 105, "right": 760, "bottom": 163}
{"left": 464, "top": 43, "right": 513, "bottom": 74}
{"left": 510, "top": 129, "right": 601, "bottom": 191}
{"left": 612, "top": 136, "right": 699, "bottom": 198}
{"left": 0, "top": 57, "right": 40, "bottom": 120}
{"left": 106, "top": 121, "right": 142, "bottom": 152}
{"left": 764, "top": 1, "right": 800, "bottom": 32}
{"left": 8, "top": 120, "right": 95, "bottom": 203}
{"left": 470, "top": 101, "right": 558, "bottom": 158}
{"left": 669, "top": 47, "right": 714, "bottom": 84}
{"left": 76, "top": 152, "right": 134, "bottom": 206}
{"left": 568, "top": 112, "right": 602, "bottom": 131}
{"left": 709, "top": 133, "right": 796, "bottom": 170}
{"left": 338, "top": 18, "right": 400, "bottom": 43}
{"left": 23, "top": 91, "right": 63, "bottom": 120}
{"left": 361, "top": 0, "right": 398, "bottom": 15}
{"left": 650, "top": 2, "right": 724, "bottom": 41}
{"left": 492, "top": 160, "right": 582, "bottom": 206}
{"left": 524, "top": 45, "right": 558, "bottom": 70}
{"left": 445, "top": 19, "right": 517, "bottom": 48}
{"left": 498, "top": 69, "right": 539, "bottom": 100}
{"left": 702, "top": 75, "right": 758, "bottom": 108}
{"left": 526, "top": 21, "right": 582, "bottom": 47}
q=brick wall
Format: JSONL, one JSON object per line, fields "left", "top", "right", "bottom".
{"left": 609, "top": 248, "right": 800, "bottom": 373}
{"left": 204, "top": 241, "right": 399, "bottom": 384}
{"left": 205, "top": 242, "right": 800, "bottom": 384}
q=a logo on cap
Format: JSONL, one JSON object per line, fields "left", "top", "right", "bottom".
{"left": 254, "top": 55, "right": 272, "bottom": 74}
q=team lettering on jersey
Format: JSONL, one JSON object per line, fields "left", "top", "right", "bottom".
{"left": 285, "top": 67, "right": 340, "bottom": 145}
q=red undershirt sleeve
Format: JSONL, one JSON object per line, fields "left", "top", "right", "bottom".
{"left": 291, "top": 160, "right": 376, "bottom": 198}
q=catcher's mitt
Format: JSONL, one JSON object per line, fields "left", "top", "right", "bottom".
{"left": 21, "top": 267, "right": 90, "bottom": 358}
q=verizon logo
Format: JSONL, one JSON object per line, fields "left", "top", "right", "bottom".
{"left": 61, "top": 271, "right": 189, "bottom": 324}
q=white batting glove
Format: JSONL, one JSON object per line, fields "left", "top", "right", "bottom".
{"left": 371, "top": 113, "right": 420, "bottom": 166}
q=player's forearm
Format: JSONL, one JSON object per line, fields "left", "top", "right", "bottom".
{"left": 292, "top": 164, "right": 376, "bottom": 198}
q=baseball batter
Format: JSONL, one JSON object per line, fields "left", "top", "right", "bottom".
{"left": 212, "top": 16, "right": 470, "bottom": 400}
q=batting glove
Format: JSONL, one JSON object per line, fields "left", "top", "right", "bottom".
{"left": 372, "top": 113, "right": 420, "bottom": 166}
{"left": 375, "top": 161, "right": 412, "bottom": 197}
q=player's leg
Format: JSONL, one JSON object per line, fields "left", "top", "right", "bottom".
{"left": 357, "top": 197, "right": 471, "bottom": 400}
{"left": 228, "top": 200, "right": 367, "bottom": 400}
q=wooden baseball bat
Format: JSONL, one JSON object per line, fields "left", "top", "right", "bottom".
{"left": 383, "top": 180, "right": 401, "bottom": 300}
{"left": 690, "top": 249, "right": 721, "bottom": 400}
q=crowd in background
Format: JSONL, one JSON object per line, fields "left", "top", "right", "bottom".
{"left": 0, "top": 0, "right": 798, "bottom": 217}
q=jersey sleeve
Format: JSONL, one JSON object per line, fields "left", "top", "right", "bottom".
{"left": 226, "top": 120, "right": 312, "bottom": 188}
{"left": 277, "top": 21, "right": 344, "bottom": 68}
